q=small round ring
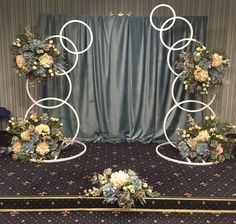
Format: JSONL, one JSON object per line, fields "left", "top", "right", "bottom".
{"left": 59, "top": 20, "right": 93, "bottom": 55}
{"left": 150, "top": 4, "right": 176, "bottom": 31}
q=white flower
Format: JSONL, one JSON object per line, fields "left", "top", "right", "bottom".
{"left": 110, "top": 171, "right": 129, "bottom": 189}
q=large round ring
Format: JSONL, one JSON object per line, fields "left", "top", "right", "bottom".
{"left": 156, "top": 142, "right": 216, "bottom": 166}
{"left": 149, "top": 4, "right": 176, "bottom": 31}
{"left": 163, "top": 100, "right": 216, "bottom": 148}
{"left": 59, "top": 20, "right": 93, "bottom": 55}
{"left": 24, "top": 97, "right": 80, "bottom": 141}
{"left": 30, "top": 140, "right": 87, "bottom": 163}
{"left": 26, "top": 71, "right": 72, "bottom": 109}
{"left": 171, "top": 74, "right": 216, "bottom": 112}
{"left": 167, "top": 38, "right": 198, "bottom": 76}
{"left": 160, "top": 16, "right": 193, "bottom": 51}
{"left": 44, "top": 35, "right": 79, "bottom": 76}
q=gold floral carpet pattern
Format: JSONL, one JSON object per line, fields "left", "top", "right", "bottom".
{"left": 0, "top": 142, "right": 236, "bottom": 197}
{"left": 0, "top": 133, "right": 236, "bottom": 223}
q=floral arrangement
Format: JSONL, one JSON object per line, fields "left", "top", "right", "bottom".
{"left": 176, "top": 42, "right": 230, "bottom": 95}
{"left": 12, "top": 26, "right": 64, "bottom": 84}
{"left": 0, "top": 113, "right": 70, "bottom": 162}
{"left": 84, "top": 168, "right": 159, "bottom": 208}
{"left": 176, "top": 114, "right": 235, "bottom": 163}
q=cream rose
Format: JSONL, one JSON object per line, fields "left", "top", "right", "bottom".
{"left": 194, "top": 69, "right": 209, "bottom": 82}
{"left": 196, "top": 130, "right": 211, "bottom": 142}
{"left": 212, "top": 53, "right": 223, "bottom": 67}
{"left": 36, "top": 142, "right": 50, "bottom": 156}
{"left": 16, "top": 55, "right": 26, "bottom": 68}
{"left": 20, "top": 130, "right": 31, "bottom": 141}
{"left": 110, "top": 171, "right": 129, "bottom": 189}
{"left": 187, "top": 138, "right": 198, "bottom": 149}
{"left": 38, "top": 53, "right": 54, "bottom": 68}
{"left": 35, "top": 124, "right": 50, "bottom": 136}
{"left": 215, "top": 143, "right": 223, "bottom": 156}
{"left": 12, "top": 141, "right": 22, "bottom": 154}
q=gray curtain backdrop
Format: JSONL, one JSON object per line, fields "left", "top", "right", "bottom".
{"left": 37, "top": 15, "right": 207, "bottom": 143}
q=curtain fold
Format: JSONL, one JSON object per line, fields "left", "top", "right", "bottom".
{"left": 37, "top": 15, "right": 207, "bottom": 143}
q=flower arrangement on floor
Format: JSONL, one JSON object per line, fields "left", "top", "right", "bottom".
{"left": 84, "top": 168, "right": 159, "bottom": 208}
{"left": 176, "top": 42, "right": 230, "bottom": 95}
{"left": 176, "top": 114, "right": 235, "bottom": 163}
{"left": 0, "top": 113, "right": 70, "bottom": 162}
{"left": 12, "top": 26, "right": 64, "bottom": 84}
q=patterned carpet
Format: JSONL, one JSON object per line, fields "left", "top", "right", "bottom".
{"left": 0, "top": 141, "right": 236, "bottom": 197}
{"left": 1, "top": 132, "right": 236, "bottom": 223}
{"left": 1, "top": 211, "right": 236, "bottom": 224}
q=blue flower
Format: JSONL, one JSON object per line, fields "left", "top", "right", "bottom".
{"left": 196, "top": 143, "right": 210, "bottom": 158}
{"left": 129, "top": 176, "right": 142, "bottom": 189}
{"left": 102, "top": 183, "right": 117, "bottom": 203}
{"left": 178, "top": 141, "right": 191, "bottom": 158}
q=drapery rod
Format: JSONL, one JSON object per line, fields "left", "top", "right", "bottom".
{"left": 108, "top": 11, "right": 133, "bottom": 16}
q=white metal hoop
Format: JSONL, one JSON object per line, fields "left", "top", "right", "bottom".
{"left": 159, "top": 16, "right": 193, "bottom": 51}
{"left": 59, "top": 20, "right": 93, "bottom": 55}
{"left": 43, "top": 35, "right": 79, "bottom": 76}
{"left": 167, "top": 38, "right": 198, "bottom": 76}
{"left": 29, "top": 140, "right": 87, "bottom": 163}
{"left": 25, "top": 97, "right": 80, "bottom": 142}
{"left": 26, "top": 71, "right": 72, "bottom": 109}
{"left": 149, "top": 4, "right": 176, "bottom": 31}
{"left": 150, "top": 4, "right": 218, "bottom": 165}
{"left": 163, "top": 100, "right": 216, "bottom": 148}
{"left": 156, "top": 142, "right": 217, "bottom": 166}
{"left": 171, "top": 74, "right": 216, "bottom": 112}
{"left": 22, "top": 20, "right": 94, "bottom": 163}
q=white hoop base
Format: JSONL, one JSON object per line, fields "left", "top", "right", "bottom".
{"left": 156, "top": 142, "right": 218, "bottom": 166}
{"left": 29, "top": 140, "right": 87, "bottom": 163}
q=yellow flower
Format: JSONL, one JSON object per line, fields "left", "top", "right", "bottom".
{"left": 12, "top": 141, "right": 22, "bottom": 154}
{"left": 35, "top": 124, "right": 50, "bottom": 136}
{"left": 130, "top": 188, "right": 135, "bottom": 193}
{"left": 20, "top": 130, "right": 31, "bottom": 141}
{"left": 16, "top": 55, "right": 26, "bottom": 68}
{"left": 30, "top": 113, "right": 37, "bottom": 120}
{"left": 196, "top": 47, "right": 201, "bottom": 52}
{"left": 196, "top": 52, "right": 201, "bottom": 57}
{"left": 143, "top": 183, "right": 148, "bottom": 188}
{"left": 212, "top": 53, "right": 223, "bottom": 67}
{"left": 194, "top": 68, "right": 209, "bottom": 82}
{"left": 36, "top": 142, "right": 50, "bottom": 156}
{"left": 38, "top": 53, "right": 54, "bottom": 68}
{"left": 215, "top": 144, "right": 223, "bottom": 156}
{"left": 37, "top": 49, "right": 44, "bottom": 54}
{"left": 210, "top": 115, "right": 216, "bottom": 120}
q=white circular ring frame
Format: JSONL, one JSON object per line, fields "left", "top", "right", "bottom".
{"left": 150, "top": 4, "right": 218, "bottom": 165}
{"left": 59, "top": 20, "right": 93, "bottom": 55}
{"left": 25, "top": 98, "right": 87, "bottom": 163}
{"left": 44, "top": 35, "right": 79, "bottom": 76}
{"left": 26, "top": 71, "right": 72, "bottom": 109}
{"left": 24, "top": 19, "right": 93, "bottom": 163}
